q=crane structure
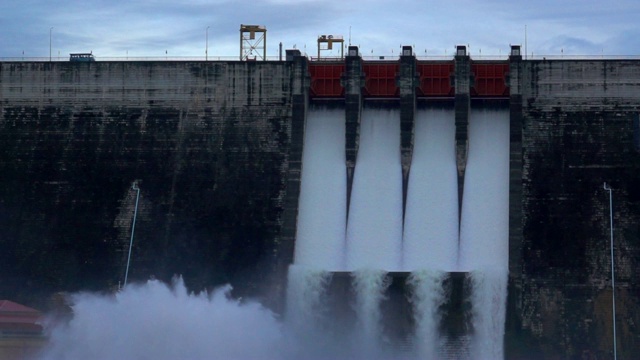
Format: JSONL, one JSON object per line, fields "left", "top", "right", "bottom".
{"left": 317, "top": 34, "right": 344, "bottom": 59}
{"left": 240, "top": 24, "right": 267, "bottom": 61}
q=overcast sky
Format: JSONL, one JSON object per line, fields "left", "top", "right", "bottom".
{"left": 2, "top": 0, "right": 640, "bottom": 60}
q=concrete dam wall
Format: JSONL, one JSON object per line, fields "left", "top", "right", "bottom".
{"left": 0, "top": 60, "right": 307, "bottom": 302}
{"left": 1, "top": 49, "right": 640, "bottom": 358}
{"left": 510, "top": 59, "right": 640, "bottom": 358}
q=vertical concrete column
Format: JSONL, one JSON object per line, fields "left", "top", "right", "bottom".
{"left": 274, "top": 50, "right": 308, "bottom": 311}
{"left": 507, "top": 45, "right": 523, "bottom": 279}
{"left": 398, "top": 46, "right": 418, "bottom": 221}
{"left": 342, "top": 46, "right": 364, "bottom": 216}
{"left": 454, "top": 46, "right": 471, "bottom": 226}
{"left": 441, "top": 272, "right": 473, "bottom": 348}
{"left": 505, "top": 45, "right": 524, "bottom": 356}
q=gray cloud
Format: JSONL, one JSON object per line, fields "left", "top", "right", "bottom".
{"left": 1, "top": 0, "right": 639, "bottom": 59}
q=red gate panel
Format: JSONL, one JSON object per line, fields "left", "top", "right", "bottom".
{"left": 363, "top": 62, "right": 399, "bottom": 97}
{"left": 417, "top": 62, "right": 454, "bottom": 97}
{"left": 471, "top": 62, "right": 510, "bottom": 97}
{"left": 309, "top": 63, "right": 344, "bottom": 97}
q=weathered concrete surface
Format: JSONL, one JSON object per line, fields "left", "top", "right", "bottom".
{"left": 454, "top": 51, "right": 471, "bottom": 227}
{"left": 0, "top": 61, "right": 299, "bottom": 307}
{"left": 342, "top": 51, "right": 364, "bottom": 217}
{"left": 273, "top": 55, "right": 309, "bottom": 312}
{"left": 507, "top": 60, "right": 640, "bottom": 359}
{"left": 398, "top": 51, "right": 418, "bottom": 221}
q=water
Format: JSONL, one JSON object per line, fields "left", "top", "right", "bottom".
{"left": 289, "top": 106, "right": 510, "bottom": 358}
{"left": 285, "top": 265, "right": 342, "bottom": 359}
{"left": 458, "top": 109, "right": 510, "bottom": 272}
{"left": 288, "top": 107, "right": 408, "bottom": 358}
{"left": 345, "top": 108, "right": 403, "bottom": 271}
{"left": 40, "top": 278, "right": 284, "bottom": 360}
{"left": 402, "top": 108, "right": 459, "bottom": 271}
{"left": 289, "top": 106, "right": 406, "bottom": 358}
{"left": 408, "top": 270, "right": 449, "bottom": 359}
{"left": 284, "top": 268, "right": 403, "bottom": 360}
{"left": 294, "top": 107, "right": 347, "bottom": 270}
{"left": 351, "top": 269, "right": 391, "bottom": 357}
{"left": 401, "top": 108, "right": 459, "bottom": 357}
{"left": 459, "top": 108, "right": 510, "bottom": 359}
{"left": 468, "top": 270, "right": 509, "bottom": 359}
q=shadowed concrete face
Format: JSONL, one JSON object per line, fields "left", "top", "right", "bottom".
{"left": 439, "top": 272, "right": 473, "bottom": 339}
{"left": 326, "top": 271, "right": 471, "bottom": 348}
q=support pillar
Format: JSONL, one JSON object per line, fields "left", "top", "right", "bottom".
{"left": 398, "top": 46, "right": 418, "bottom": 222}
{"left": 505, "top": 45, "right": 525, "bottom": 357}
{"left": 454, "top": 45, "right": 471, "bottom": 230}
{"left": 273, "top": 49, "right": 308, "bottom": 312}
{"left": 441, "top": 272, "right": 473, "bottom": 343}
{"left": 342, "top": 46, "right": 364, "bottom": 217}
{"left": 507, "top": 45, "right": 523, "bottom": 279}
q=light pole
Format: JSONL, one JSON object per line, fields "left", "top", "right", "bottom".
{"left": 49, "top": 27, "right": 53, "bottom": 62}
{"left": 123, "top": 182, "right": 141, "bottom": 288}
{"left": 603, "top": 182, "right": 617, "bottom": 360}
{"left": 206, "top": 26, "right": 210, "bottom": 61}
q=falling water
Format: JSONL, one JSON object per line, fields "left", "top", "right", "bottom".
{"left": 467, "top": 270, "right": 508, "bottom": 359}
{"left": 284, "top": 265, "right": 338, "bottom": 359}
{"left": 345, "top": 107, "right": 403, "bottom": 271}
{"left": 294, "top": 106, "right": 347, "bottom": 270}
{"left": 402, "top": 107, "right": 463, "bottom": 358}
{"left": 351, "top": 270, "right": 392, "bottom": 358}
{"left": 340, "top": 107, "right": 403, "bottom": 355}
{"left": 402, "top": 108, "right": 459, "bottom": 271}
{"left": 289, "top": 105, "right": 510, "bottom": 358}
{"left": 408, "top": 270, "right": 449, "bottom": 359}
{"left": 458, "top": 108, "right": 510, "bottom": 359}
{"left": 286, "top": 106, "right": 350, "bottom": 358}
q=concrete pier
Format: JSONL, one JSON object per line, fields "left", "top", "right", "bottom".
{"left": 276, "top": 50, "right": 309, "bottom": 310}
{"left": 398, "top": 46, "right": 418, "bottom": 222}
{"left": 342, "top": 46, "right": 364, "bottom": 217}
{"left": 505, "top": 46, "right": 524, "bottom": 342}
{"left": 453, "top": 46, "right": 471, "bottom": 230}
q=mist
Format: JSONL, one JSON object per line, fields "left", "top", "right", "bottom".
{"left": 39, "top": 278, "right": 285, "bottom": 360}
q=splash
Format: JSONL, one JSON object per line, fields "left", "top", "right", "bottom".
{"left": 350, "top": 269, "right": 391, "bottom": 358}
{"left": 39, "top": 278, "right": 284, "bottom": 360}
{"left": 284, "top": 265, "right": 338, "bottom": 359}
{"left": 468, "top": 270, "right": 508, "bottom": 359}
{"left": 408, "top": 270, "right": 448, "bottom": 359}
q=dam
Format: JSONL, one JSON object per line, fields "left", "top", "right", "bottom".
{"left": 1, "top": 45, "right": 639, "bottom": 358}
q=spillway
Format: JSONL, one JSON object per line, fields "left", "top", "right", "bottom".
{"left": 458, "top": 108, "right": 510, "bottom": 271}
{"left": 402, "top": 108, "right": 459, "bottom": 271}
{"left": 459, "top": 108, "right": 510, "bottom": 359}
{"left": 286, "top": 107, "right": 349, "bottom": 358}
{"left": 402, "top": 107, "right": 461, "bottom": 358}
{"left": 345, "top": 107, "right": 403, "bottom": 271}
{"left": 294, "top": 107, "right": 347, "bottom": 270}
{"left": 287, "top": 104, "right": 510, "bottom": 359}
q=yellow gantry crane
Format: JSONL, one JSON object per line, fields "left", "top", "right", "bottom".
{"left": 317, "top": 34, "right": 344, "bottom": 59}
